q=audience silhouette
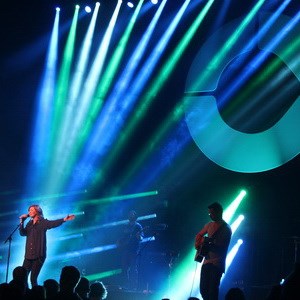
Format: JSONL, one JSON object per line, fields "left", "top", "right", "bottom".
{"left": 1, "top": 265, "right": 109, "bottom": 300}
{"left": 75, "top": 277, "right": 90, "bottom": 300}
{"left": 2, "top": 262, "right": 300, "bottom": 300}
{"left": 51, "top": 265, "right": 82, "bottom": 300}
{"left": 5, "top": 265, "right": 30, "bottom": 299}
{"left": 27, "top": 285, "right": 46, "bottom": 300}
{"left": 89, "top": 281, "right": 108, "bottom": 300}
{"left": 43, "top": 278, "right": 60, "bottom": 300}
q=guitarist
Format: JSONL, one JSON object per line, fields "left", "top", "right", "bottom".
{"left": 194, "top": 202, "right": 232, "bottom": 300}
{"left": 117, "top": 210, "right": 143, "bottom": 290}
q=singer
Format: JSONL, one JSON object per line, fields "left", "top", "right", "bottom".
{"left": 19, "top": 204, "right": 75, "bottom": 287}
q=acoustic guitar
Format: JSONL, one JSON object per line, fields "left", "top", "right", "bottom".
{"left": 194, "top": 237, "right": 213, "bottom": 263}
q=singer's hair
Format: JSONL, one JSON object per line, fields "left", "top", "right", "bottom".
{"left": 28, "top": 204, "right": 44, "bottom": 219}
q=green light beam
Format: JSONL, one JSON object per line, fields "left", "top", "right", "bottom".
{"left": 78, "top": 190, "right": 158, "bottom": 205}
{"left": 89, "top": 0, "right": 145, "bottom": 120}
{"left": 192, "top": 0, "right": 266, "bottom": 91}
{"left": 86, "top": 269, "right": 122, "bottom": 281}
{"left": 113, "top": 0, "right": 266, "bottom": 193}
{"left": 223, "top": 10, "right": 300, "bottom": 118}
{"left": 111, "top": 0, "right": 214, "bottom": 193}
{"left": 46, "top": 6, "right": 79, "bottom": 193}
{"left": 53, "top": 3, "right": 101, "bottom": 178}
{"left": 55, "top": 0, "right": 144, "bottom": 201}
{"left": 28, "top": 9, "right": 60, "bottom": 193}
{"left": 83, "top": 0, "right": 210, "bottom": 190}
{"left": 47, "top": 1, "right": 123, "bottom": 193}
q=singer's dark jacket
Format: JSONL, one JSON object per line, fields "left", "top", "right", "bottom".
{"left": 19, "top": 218, "right": 64, "bottom": 260}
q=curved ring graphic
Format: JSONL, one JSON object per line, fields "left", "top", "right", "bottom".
{"left": 184, "top": 14, "right": 300, "bottom": 173}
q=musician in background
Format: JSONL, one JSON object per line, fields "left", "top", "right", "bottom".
{"left": 117, "top": 210, "right": 143, "bottom": 291}
{"left": 195, "top": 202, "right": 232, "bottom": 300}
{"left": 19, "top": 204, "right": 75, "bottom": 287}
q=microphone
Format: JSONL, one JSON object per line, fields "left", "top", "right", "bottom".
{"left": 19, "top": 214, "right": 29, "bottom": 220}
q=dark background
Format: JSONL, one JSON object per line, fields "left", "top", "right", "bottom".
{"left": 1, "top": 0, "right": 300, "bottom": 299}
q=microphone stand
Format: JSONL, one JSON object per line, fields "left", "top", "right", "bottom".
{"left": 3, "top": 222, "right": 21, "bottom": 283}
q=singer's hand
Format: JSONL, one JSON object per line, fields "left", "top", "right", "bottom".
{"left": 19, "top": 214, "right": 28, "bottom": 223}
{"left": 64, "top": 214, "right": 75, "bottom": 222}
{"left": 19, "top": 214, "right": 28, "bottom": 219}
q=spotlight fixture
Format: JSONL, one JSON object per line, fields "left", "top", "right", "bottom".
{"left": 85, "top": 6, "right": 92, "bottom": 13}
{"left": 127, "top": 1, "right": 134, "bottom": 8}
{"left": 151, "top": 0, "right": 158, "bottom": 4}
